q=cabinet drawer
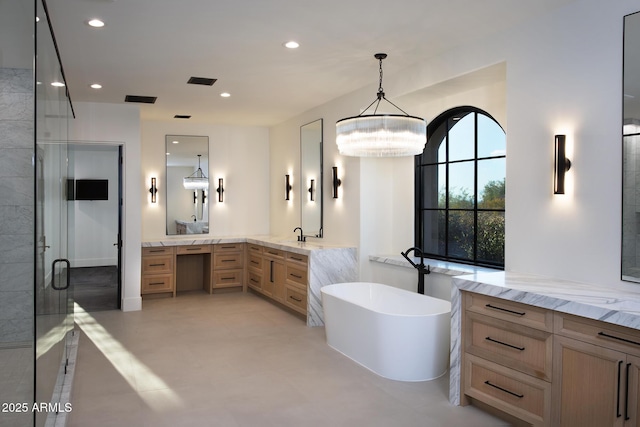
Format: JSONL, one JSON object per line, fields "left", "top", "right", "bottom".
{"left": 284, "top": 286, "right": 307, "bottom": 314}
{"left": 248, "top": 271, "right": 262, "bottom": 291}
{"left": 176, "top": 245, "right": 211, "bottom": 255}
{"left": 142, "top": 275, "right": 173, "bottom": 294}
{"left": 464, "top": 354, "right": 551, "bottom": 426}
{"left": 247, "top": 244, "right": 263, "bottom": 254}
{"left": 213, "top": 269, "right": 243, "bottom": 288}
{"left": 286, "top": 265, "right": 307, "bottom": 288}
{"left": 142, "top": 255, "right": 173, "bottom": 275}
{"left": 142, "top": 246, "right": 174, "bottom": 256}
{"left": 465, "top": 292, "right": 553, "bottom": 332}
{"left": 247, "top": 254, "right": 263, "bottom": 272}
{"left": 555, "top": 312, "right": 640, "bottom": 358}
{"left": 214, "top": 243, "right": 243, "bottom": 253}
{"left": 263, "top": 247, "right": 285, "bottom": 259}
{"left": 213, "top": 253, "right": 243, "bottom": 270}
{"left": 466, "top": 312, "right": 553, "bottom": 381}
{"left": 286, "top": 252, "right": 308, "bottom": 265}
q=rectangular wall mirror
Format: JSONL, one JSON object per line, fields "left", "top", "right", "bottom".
{"left": 623, "top": 11, "right": 640, "bottom": 282}
{"left": 300, "top": 119, "right": 323, "bottom": 238}
{"left": 165, "top": 135, "right": 209, "bottom": 235}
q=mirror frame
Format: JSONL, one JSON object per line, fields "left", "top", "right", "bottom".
{"left": 165, "top": 135, "right": 210, "bottom": 235}
{"left": 300, "top": 119, "right": 323, "bottom": 238}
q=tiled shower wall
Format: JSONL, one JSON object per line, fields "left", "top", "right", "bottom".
{"left": 0, "top": 68, "right": 34, "bottom": 346}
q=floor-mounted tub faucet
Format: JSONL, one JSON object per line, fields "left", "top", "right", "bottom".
{"left": 293, "top": 227, "right": 306, "bottom": 242}
{"left": 401, "top": 246, "right": 430, "bottom": 294}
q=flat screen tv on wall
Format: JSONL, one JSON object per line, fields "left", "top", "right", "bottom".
{"left": 74, "top": 179, "right": 108, "bottom": 201}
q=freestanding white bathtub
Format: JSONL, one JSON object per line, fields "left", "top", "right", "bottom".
{"left": 321, "top": 282, "right": 451, "bottom": 382}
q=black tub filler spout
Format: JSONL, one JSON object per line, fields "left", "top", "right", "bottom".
{"left": 401, "top": 247, "right": 430, "bottom": 294}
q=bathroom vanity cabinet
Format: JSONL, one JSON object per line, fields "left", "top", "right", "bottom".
{"left": 458, "top": 286, "right": 640, "bottom": 427}
{"left": 142, "top": 237, "right": 358, "bottom": 326}
{"left": 246, "top": 244, "right": 308, "bottom": 316}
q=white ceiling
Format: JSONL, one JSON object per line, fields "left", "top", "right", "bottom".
{"left": 45, "top": 0, "right": 576, "bottom": 127}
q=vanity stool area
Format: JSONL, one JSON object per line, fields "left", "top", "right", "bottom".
{"left": 450, "top": 272, "right": 640, "bottom": 427}
{"left": 141, "top": 237, "right": 358, "bottom": 326}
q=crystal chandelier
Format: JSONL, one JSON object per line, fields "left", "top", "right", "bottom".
{"left": 183, "top": 154, "right": 209, "bottom": 190}
{"left": 336, "top": 53, "right": 426, "bottom": 157}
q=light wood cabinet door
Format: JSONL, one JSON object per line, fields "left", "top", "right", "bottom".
{"left": 626, "top": 355, "right": 640, "bottom": 427}
{"left": 552, "top": 335, "right": 626, "bottom": 427}
{"left": 264, "top": 258, "right": 285, "bottom": 302}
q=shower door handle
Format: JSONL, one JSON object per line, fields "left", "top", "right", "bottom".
{"left": 51, "top": 259, "right": 71, "bottom": 290}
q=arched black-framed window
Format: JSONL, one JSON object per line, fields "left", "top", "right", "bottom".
{"left": 415, "top": 106, "right": 505, "bottom": 268}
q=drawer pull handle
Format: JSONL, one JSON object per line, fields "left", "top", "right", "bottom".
{"left": 484, "top": 381, "right": 523, "bottom": 398}
{"left": 149, "top": 249, "right": 165, "bottom": 253}
{"left": 291, "top": 256, "right": 303, "bottom": 261}
{"left": 222, "top": 259, "right": 236, "bottom": 262}
{"left": 290, "top": 274, "right": 302, "bottom": 279}
{"left": 149, "top": 282, "right": 164, "bottom": 286}
{"left": 598, "top": 332, "right": 640, "bottom": 347}
{"left": 149, "top": 263, "right": 166, "bottom": 267}
{"left": 485, "top": 337, "right": 525, "bottom": 351}
{"left": 289, "top": 295, "right": 302, "bottom": 302}
{"left": 250, "top": 260, "right": 259, "bottom": 265}
{"left": 485, "top": 304, "right": 525, "bottom": 316}
{"left": 221, "top": 276, "right": 235, "bottom": 280}
{"left": 186, "top": 247, "right": 202, "bottom": 251}
{"left": 221, "top": 246, "right": 235, "bottom": 249}
{"left": 250, "top": 278, "right": 259, "bottom": 284}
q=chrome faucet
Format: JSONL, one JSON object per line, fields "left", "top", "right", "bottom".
{"left": 293, "top": 227, "right": 306, "bottom": 242}
{"left": 401, "top": 246, "right": 430, "bottom": 295}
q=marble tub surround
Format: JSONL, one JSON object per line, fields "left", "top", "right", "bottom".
{"left": 370, "top": 255, "right": 498, "bottom": 276}
{"left": 142, "top": 236, "right": 358, "bottom": 326}
{"left": 448, "top": 270, "right": 640, "bottom": 406}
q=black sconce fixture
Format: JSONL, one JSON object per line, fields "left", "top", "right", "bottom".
{"left": 202, "top": 190, "right": 206, "bottom": 204}
{"left": 216, "top": 178, "right": 224, "bottom": 202}
{"left": 193, "top": 190, "right": 206, "bottom": 204}
{"left": 285, "top": 174, "right": 292, "bottom": 200}
{"left": 308, "top": 179, "right": 315, "bottom": 201}
{"left": 554, "top": 134, "right": 572, "bottom": 194}
{"left": 332, "top": 166, "right": 342, "bottom": 199}
{"left": 149, "top": 178, "right": 157, "bottom": 203}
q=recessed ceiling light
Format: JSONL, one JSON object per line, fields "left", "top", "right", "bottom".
{"left": 87, "top": 19, "right": 105, "bottom": 28}
{"left": 90, "top": 83, "right": 102, "bottom": 89}
{"left": 220, "top": 92, "right": 231, "bottom": 98}
{"left": 51, "top": 81, "right": 65, "bottom": 87}
{"left": 284, "top": 41, "right": 299, "bottom": 49}
{"left": 172, "top": 140, "right": 179, "bottom": 144}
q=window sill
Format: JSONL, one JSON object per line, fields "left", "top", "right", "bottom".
{"left": 369, "top": 254, "right": 501, "bottom": 276}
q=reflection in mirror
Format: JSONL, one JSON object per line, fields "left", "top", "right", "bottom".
{"left": 301, "top": 119, "right": 323, "bottom": 238}
{"left": 165, "top": 135, "right": 209, "bottom": 235}
{"left": 623, "top": 11, "right": 640, "bottom": 282}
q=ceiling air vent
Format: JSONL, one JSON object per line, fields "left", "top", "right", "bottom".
{"left": 187, "top": 77, "right": 216, "bottom": 86}
{"left": 174, "top": 115, "right": 191, "bottom": 119}
{"left": 124, "top": 95, "right": 157, "bottom": 104}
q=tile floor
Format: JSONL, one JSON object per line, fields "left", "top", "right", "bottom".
{"left": 69, "top": 291, "right": 511, "bottom": 427}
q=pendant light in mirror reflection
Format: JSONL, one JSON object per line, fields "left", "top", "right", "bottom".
{"left": 332, "top": 167, "right": 342, "bottom": 199}
{"left": 336, "top": 53, "right": 426, "bottom": 157}
{"left": 183, "top": 154, "right": 209, "bottom": 190}
{"left": 285, "top": 174, "right": 292, "bottom": 200}
{"left": 149, "top": 178, "right": 157, "bottom": 203}
{"left": 554, "top": 134, "right": 572, "bottom": 194}
{"left": 216, "top": 178, "right": 224, "bottom": 202}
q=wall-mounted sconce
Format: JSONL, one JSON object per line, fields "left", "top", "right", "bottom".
{"left": 332, "top": 166, "right": 342, "bottom": 199}
{"left": 285, "top": 174, "right": 292, "bottom": 200}
{"left": 308, "top": 179, "right": 315, "bottom": 201}
{"left": 193, "top": 190, "right": 206, "bottom": 204}
{"left": 149, "top": 178, "right": 157, "bottom": 203}
{"left": 216, "top": 178, "right": 224, "bottom": 202}
{"left": 202, "top": 190, "right": 207, "bottom": 204}
{"left": 554, "top": 134, "right": 572, "bottom": 194}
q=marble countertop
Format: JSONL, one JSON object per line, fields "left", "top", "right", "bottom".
{"left": 142, "top": 235, "right": 355, "bottom": 256}
{"left": 453, "top": 271, "right": 640, "bottom": 331}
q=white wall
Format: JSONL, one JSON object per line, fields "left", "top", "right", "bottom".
{"left": 69, "top": 102, "right": 142, "bottom": 311}
{"left": 141, "top": 121, "right": 270, "bottom": 241}
{"left": 68, "top": 145, "right": 119, "bottom": 267}
{"left": 269, "top": 0, "right": 640, "bottom": 292}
